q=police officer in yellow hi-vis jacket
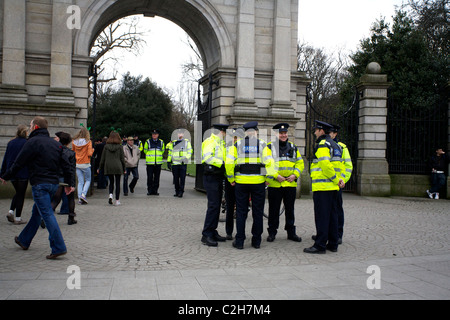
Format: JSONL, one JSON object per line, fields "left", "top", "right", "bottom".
{"left": 201, "top": 124, "right": 229, "bottom": 247}
{"left": 330, "top": 124, "right": 352, "bottom": 244}
{"left": 266, "top": 123, "right": 304, "bottom": 243}
{"left": 167, "top": 129, "right": 193, "bottom": 198}
{"left": 225, "top": 121, "right": 276, "bottom": 249}
{"left": 304, "top": 120, "right": 345, "bottom": 254}
{"left": 143, "top": 129, "right": 165, "bottom": 195}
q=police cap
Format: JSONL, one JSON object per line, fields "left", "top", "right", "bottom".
{"left": 151, "top": 129, "right": 160, "bottom": 134}
{"left": 312, "top": 120, "right": 333, "bottom": 131}
{"left": 243, "top": 121, "right": 258, "bottom": 131}
{"left": 273, "top": 123, "right": 289, "bottom": 132}
{"left": 213, "top": 124, "right": 229, "bottom": 131}
{"left": 330, "top": 124, "right": 341, "bottom": 132}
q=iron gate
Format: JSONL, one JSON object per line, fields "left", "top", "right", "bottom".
{"left": 387, "top": 88, "right": 449, "bottom": 175}
{"left": 305, "top": 86, "right": 360, "bottom": 192}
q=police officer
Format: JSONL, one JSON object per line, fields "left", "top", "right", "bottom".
{"left": 201, "top": 124, "right": 229, "bottom": 247}
{"left": 329, "top": 124, "right": 353, "bottom": 244}
{"left": 266, "top": 123, "right": 304, "bottom": 242}
{"left": 304, "top": 120, "right": 345, "bottom": 254}
{"left": 167, "top": 129, "right": 193, "bottom": 197}
{"left": 224, "top": 127, "right": 244, "bottom": 240}
{"left": 143, "top": 129, "right": 165, "bottom": 195}
{"left": 225, "top": 121, "right": 275, "bottom": 249}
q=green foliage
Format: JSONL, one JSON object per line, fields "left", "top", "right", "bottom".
{"left": 88, "top": 73, "right": 175, "bottom": 143}
{"left": 341, "top": 9, "right": 449, "bottom": 112}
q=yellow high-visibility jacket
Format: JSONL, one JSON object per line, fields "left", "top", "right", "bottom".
{"left": 337, "top": 141, "right": 353, "bottom": 183}
{"left": 167, "top": 138, "right": 193, "bottom": 165}
{"left": 225, "top": 136, "right": 276, "bottom": 184}
{"left": 202, "top": 133, "right": 226, "bottom": 168}
{"left": 266, "top": 140, "right": 304, "bottom": 188}
{"left": 310, "top": 135, "right": 344, "bottom": 192}
{"left": 143, "top": 138, "right": 165, "bottom": 165}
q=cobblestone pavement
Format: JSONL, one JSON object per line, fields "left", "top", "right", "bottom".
{"left": 0, "top": 163, "right": 449, "bottom": 300}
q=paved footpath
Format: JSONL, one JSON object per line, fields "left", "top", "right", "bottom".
{"left": 0, "top": 163, "right": 449, "bottom": 300}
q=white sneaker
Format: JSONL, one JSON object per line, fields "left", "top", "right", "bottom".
{"left": 426, "top": 190, "right": 434, "bottom": 199}
{"left": 435, "top": 193, "right": 439, "bottom": 200}
{"left": 108, "top": 194, "right": 113, "bottom": 205}
{"left": 115, "top": 200, "right": 121, "bottom": 206}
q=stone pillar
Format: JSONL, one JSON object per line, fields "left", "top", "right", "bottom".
{"left": 0, "top": 0, "right": 27, "bottom": 103}
{"left": 232, "top": 0, "right": 257, "bottom": 116}
{"left": 45, "top": 0, "right": 75, "bottom": 106}
{"left": 356, "top": 62, "right": 392, "bottom": 196}
{"left": 269, "top": 0, "right": 293, "bottom": 118}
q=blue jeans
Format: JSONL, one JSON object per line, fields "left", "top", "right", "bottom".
{"left": 76, "top": 166, "right": 91, "bottom": 198}
{"left": 17, "top": 184, "right": 67, "bottom": 255}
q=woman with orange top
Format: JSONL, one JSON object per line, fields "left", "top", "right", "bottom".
{"left": 72, "top": 127, "right": 94, "bottom": 204}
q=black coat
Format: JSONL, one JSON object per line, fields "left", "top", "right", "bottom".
{"left": 1, "top": 128, "right": 72, "bottom": 186}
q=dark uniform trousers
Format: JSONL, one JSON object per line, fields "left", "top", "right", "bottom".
{"left": 172, "top": 164, "right": 187, "bottom": 195}
{"left": 202, "top": 174, "right": 224, "bottom": 238}
{"left": 146, "top": 164, "right": 161, "bottom": 194}
{"left": 336, "top": 189, "right": 344, "bottom": 240}
{"left": 234, "top": 182, "right": 265, "bottom": 247}
{"left": 224, "top": 179, "right": 235, "bottom": 236}
{"left": 313, "top": 190, "right": 339, "bottom": 251}
{"left": 267, "top": 187, "right": 296, "bottom": 237}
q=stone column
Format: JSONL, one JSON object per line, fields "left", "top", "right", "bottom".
{"left": 269, "top": 0, "right": 293, "bottom": 118}
{"left": 45, "top": 0, "right": 75, "bottom": 106}
{"left": 0, "top": 0, "right": 27, "bottom": 103}
{"left": 356, "top": 62, "right": 392, "bottom": 196}
{"left": 232, "top": 0, "right": 257, "bottom": 116}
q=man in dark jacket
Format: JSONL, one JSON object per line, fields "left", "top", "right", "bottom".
{"left": 0, "top": 116, "right": 73, "bottom": 259}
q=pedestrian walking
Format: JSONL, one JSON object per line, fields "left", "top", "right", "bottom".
{"left": 51, "top": 131, "right": 77, "bottom": 225}
{"left": 201, "top": 124, "right": 229, "bottom": 247}
{"left": 72, "top": 126, "right": 94, "bottom": 204}
{"left": 99, "top": 131, "right": 126, "bottom": 206}
{"left": 93, "top": 136, "right": 108, "bottom": 189}
{"left": 0, "top": 116, "right": 73, "bottom": 259}
{"left": 1, "top": 124, "right": 29, "bottom": 225}
{"left": 225, "top": 121, "right": 276, "bottom": 249}
{"left": 143, "top": 129, "right": 165, "bottom": 195}
{"left": 266, "top": 123, "right": 304, "bottom": 243}
{"left": 426, "top": 147, "right": 449, "bottom": 200}
{"left": 123, "top": 136, "right": 141, "bottom": 196}
{"left": 304, "top": 120, "right": 345, "bottom": 254}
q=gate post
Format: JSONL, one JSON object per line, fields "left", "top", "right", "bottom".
{"left": 356, "top": 62, "right": 392, "bottom": 196}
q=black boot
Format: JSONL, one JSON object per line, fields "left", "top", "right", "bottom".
{"left": 68, "top": 213, "right": 77, "bottom": 225}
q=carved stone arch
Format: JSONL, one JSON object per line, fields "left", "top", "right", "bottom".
{"left": 73, "top": 0, "right": 235, "bottom": 72}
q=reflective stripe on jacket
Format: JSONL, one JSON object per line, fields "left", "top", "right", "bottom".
{"left": 338, "top": 141, "right": 353, "bottom": 183}
{"left": 266, "top": 140, "right": 304, "bottom": 188}
{"left": 310, "top": 135, "right": 342, "bottom": 191}
{"left": 143, "top": 139, "right": 165, "bottom": 165}
{"left": 167, "top": 139, "right": 193, "bottom": 165}
{"left": 225, "top": 136, "right": 275, "bottom": 184}
{"left": 202, "top": 133, "right": 225, "bottom": 168}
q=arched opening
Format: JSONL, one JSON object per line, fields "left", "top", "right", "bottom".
{"left": 74, "top": 0, "right": 234, "bottom": 73}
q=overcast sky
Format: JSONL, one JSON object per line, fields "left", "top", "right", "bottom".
{"left": 107, "top": 0, "right": 405, "bottom": 94}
